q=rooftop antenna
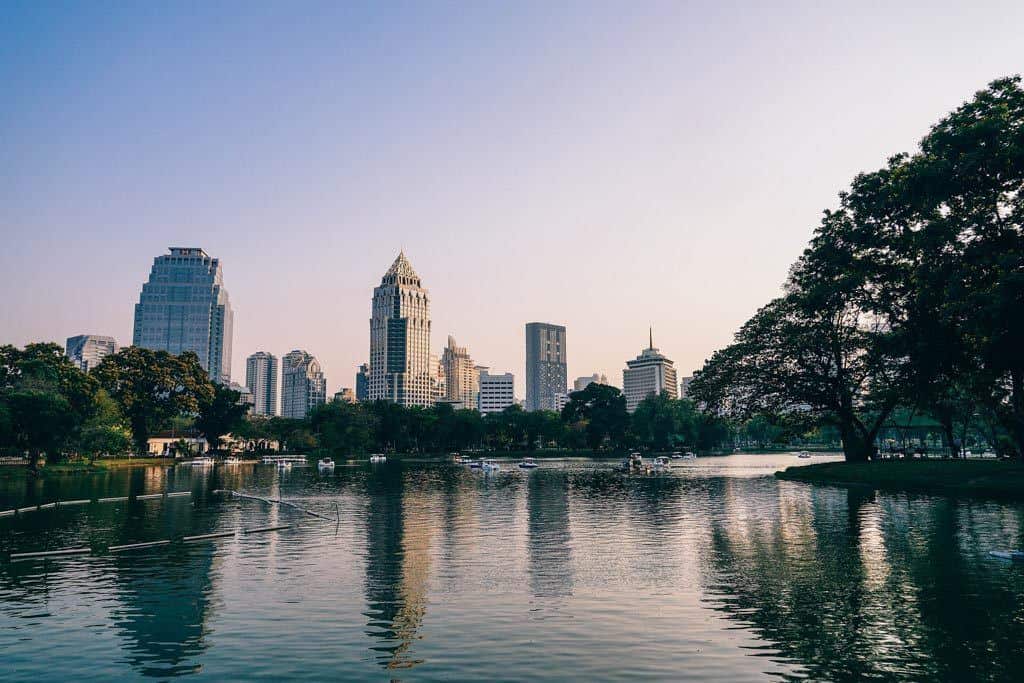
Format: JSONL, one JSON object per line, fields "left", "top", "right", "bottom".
{"left": 649, "top": 326, "right": 653, "bottom": 349}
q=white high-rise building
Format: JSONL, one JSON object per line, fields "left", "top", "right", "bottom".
{"left": 679, "top": 375, "right": 694, "bottom": 398}
{"left": 369, "top": 252, "right": 432, "bottom": 407}
{"left": 281, "top": 349, "right": 326, "bottom": 419}
{"left": 441, "top": 335, "right": 478, "bottom": 410}
{"left": 65, "top": 335, "right": 117, "bottom": 372}
{"left": 573, "top": 373, "right": 608, "bottom": 392}
{"left": 622, "top": 329, "right": 678, "bottom": 412}
{"left": 478, "top": 370, "right": 514, "bottom": 415}
{"left": 245, "top": 351, "right": 278, "bottom": 416}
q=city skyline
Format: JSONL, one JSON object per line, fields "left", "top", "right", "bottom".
{"left": 4, "top": 3, "right": 1023, "bottom": 397}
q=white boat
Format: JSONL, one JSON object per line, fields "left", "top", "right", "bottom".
{"left": 797, "top": 451, "right": 812, "bottom": 459}
{"left": 670, "top": 451, "right": 683, "bottom": 460}
{"left": 620, "top": 452, "right": 644, "bottom": 472}
{"left": 518, "top": 457, "right": 539, "bottom": 469}
{"left": 224, "top": 456, "right": 241, "bottom": 465}
{"left": 652, "top": 456, "right": 670, "bottom": 471}
{"left": 481, "top": 459, "right": 500, "bottom": 473}
{"left": 682, "top": 451, "right": 697, "bottom": 460}
{"left": 318, "top": 458, "right": 335, "bottom": 471}
{"left": 187, "top": 456, "right": 214, "bottom": 467}
{"left": 277, "top": 460, "right": 292, "bottom": 470}
{"left": 370, "top": 454, "right": 387, "bottom": 463}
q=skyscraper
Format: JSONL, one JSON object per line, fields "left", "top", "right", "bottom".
{"left": 622, "top": 329, "right": 678, "bottom": 412}
{"left": 65, "top": 335, "right": 117, "bottom": 372}
{"left": 245, "top": 351, "right": 279, "bottom": 416}
{"left": 441, "top": 335, "right": 478, "bottom": 409}
{"left": 356, "top": 363, "right": 370, "bottom": 401}
{"left": 368, "top": 252, "right": 432, "bottom": 407}
{"left": 525, "top": 322, "right": 567, "bottom": 412}
{"left": 132, "top": 247, "right": 234, "bottom": 383}
{"left": 281, "top": 349, "right": 326, "bottom": 419}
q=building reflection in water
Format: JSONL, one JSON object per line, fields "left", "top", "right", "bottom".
{"left": 362, "top": 465, "right": 435, "bottom": 670}
{"left": 527, "top": 470, "right": 573, "bottom": 599}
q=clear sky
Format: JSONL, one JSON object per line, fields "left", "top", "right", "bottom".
{"left": 3, "top": 1, "right": 1023, "bottom": 396}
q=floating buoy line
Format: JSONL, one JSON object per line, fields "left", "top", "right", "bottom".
{"left": 2, "top": 489, "right": 338, "bottom": 562}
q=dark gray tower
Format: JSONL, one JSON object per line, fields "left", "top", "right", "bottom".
{"left": 525, "top": 322, "right": 567, "bottom": 412}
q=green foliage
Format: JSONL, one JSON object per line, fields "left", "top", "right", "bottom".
{"left": 0, "top": 342, "right": 98, "bottom": 465}
{"left": 195, "top": 383, "right": 250, "bottom": 451}
{"left": 77, "top": 389, "right": 131, "bottom": 460}
{"left": 690, "top": 76, "right": 1024, "bottom": 461}
{"left": 93, "top": 347, "right": 214, "bottom": 455}
{"left": 561, "top": 383, "right": 629, "bottom": 449}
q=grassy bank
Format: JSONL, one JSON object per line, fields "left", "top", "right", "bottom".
{"left": 777, "top": 459, "right": 1024, "bottom": 498}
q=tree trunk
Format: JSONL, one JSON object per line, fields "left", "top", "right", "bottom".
{"left": 838, "top": 418, "right": 873, "bottom": 462}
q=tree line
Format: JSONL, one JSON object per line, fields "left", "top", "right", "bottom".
{"left": 688, "top": 77, "right": 1024, "bottom": 462}
{"left": 0, "top": 344, "right": 248, "bottom": 468}
{"left": 1, "top": 342, "right": 749, "bottom": 463}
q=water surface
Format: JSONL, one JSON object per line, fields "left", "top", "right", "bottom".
{"left": 2, "top": 454, "right": 1023, "bottom": 681}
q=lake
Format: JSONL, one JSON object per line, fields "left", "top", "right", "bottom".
{"left": 2, "top": 454, "right": 1024, "bottom": 681}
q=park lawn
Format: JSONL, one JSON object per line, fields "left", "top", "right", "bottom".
{"left": 777, "top": 459, "right": 1024, "bottom": 498}
{"left": 0, "top": 457, "right": 177, "bottom": 477}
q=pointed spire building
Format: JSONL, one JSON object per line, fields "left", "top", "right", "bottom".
{"left": 368, "top": 252, "right": 433, "bottom": 406}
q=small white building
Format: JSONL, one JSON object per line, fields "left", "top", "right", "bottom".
{"left": 147, "top": 436, "right": 209, "bottom": 456}
{"left": 478, "top": 371, "right": 515, "bottom": 415}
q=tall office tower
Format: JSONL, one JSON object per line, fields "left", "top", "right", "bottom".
{"left": 478, "top": 370, "right": 515, "bottom": 415}
{"left": 622, "top": 329, "right": 678, "bottom": 412}
{"left": 525, "top": 322, "right": 567, "bottom": 412}
{"left": 355, "top": 363, "right": 370, "bottom": 401}
{"left": 368, "top": 252, "right": 432, "bottom": 406}
{"left": 245, "top": 351, "right": 279, "bottom": 416}
{"left": 441, "top": 335, "right": 479, "bottom": 409}
{"left": 65, "top": 335, "right": 117, "bottom": 372}
{"left": 679, "top": 375, "right": 694, "bottom": 398}
{"left": 132, "top": 247, "right": 234, "bottom": 383}
{"left": 280, "top": 349, "right": 327, "bottom": 419}
{"left": 573, "top": 373, "right": 608, "bottom": 392}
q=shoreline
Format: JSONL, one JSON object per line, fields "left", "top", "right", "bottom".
{"left": 777, "top": 460, "right": 1024, "bottom": 499}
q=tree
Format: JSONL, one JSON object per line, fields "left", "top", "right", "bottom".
{"left": 0, "top": 343, "right": 97, "bottom": 467}
{"left": 309, "top": 401, "right": 378, "bottom": 455}
{"left": 93, "top": 347, "right": 214, "bottom": 455}
{"left": 195, "top": 383, "right": 250, "bottom": 452}
{"left": 561, "top": 383, "right": 628, "bottom": 450}
{"left": 77, "top": 389, "right": 132, "bottom": 461}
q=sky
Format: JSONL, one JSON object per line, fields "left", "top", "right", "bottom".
{"left": 3, "top": 1, "right": 1023, "bottom": 397}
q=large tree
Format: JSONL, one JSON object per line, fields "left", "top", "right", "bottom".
{"left": 195, "top": 383, "right": 250, "bottom": 452}
{"left": 93, "top": 347, "right": 213, "bottom": 454}
{"left": 0, "top": 343, "right": 97, "bottom": 467}
{"left": 561, "top": 383, "right": 628, "bottom": 450}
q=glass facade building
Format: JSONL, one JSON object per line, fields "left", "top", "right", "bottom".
{"left": 132, "top": 247, "right": 234, "bottom": 383}
{"left": 65, "top": 334, "right": 118, "bottom": 372}
{"left": 281, "top": 349, "right": 326, "bottom": 419}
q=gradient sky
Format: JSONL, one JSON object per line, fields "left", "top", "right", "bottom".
{"left": 3, "top": 1, "right": 1023, "bottom": 397}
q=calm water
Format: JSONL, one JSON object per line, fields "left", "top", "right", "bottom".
{"left": 2, "top": 454, "right": 1024, "bottom": 681}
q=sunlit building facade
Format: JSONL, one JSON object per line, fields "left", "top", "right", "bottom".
{"left": 245, "top": 351, "right": 278, "bottom": 416}
{"left": 132, "top": 247, "right": 233, "bottom": 383}
{"left": 622, "top": 330, "right": 678, "bottom": 412}
{"left": 281, "top": 349, "right": 326, "bottom": 419}
{"left": 369, "top": 252, "right": 432, "bottom": 407}
{"left": 441, "top": 335, "right": 478, "bottom": 410}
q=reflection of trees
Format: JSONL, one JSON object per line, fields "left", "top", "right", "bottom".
{"left": 705, "top": 482, "right": 1024, "bottom": 681}
{"left": 112, "top": 538, "right": 217, "bottom": 677}
{"left": 527, "top": 470, "right": 572, "bottom": 598}
{"left": 362, "top": 464, "right": 434, "bottom": 670}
